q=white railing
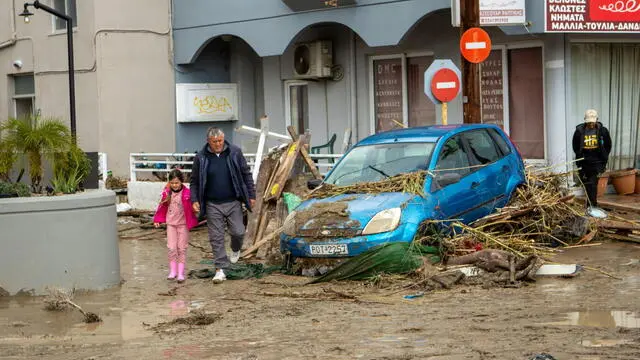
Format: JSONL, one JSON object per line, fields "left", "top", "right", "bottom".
{"left": 129, "top": 152, "right": 342, "bottom": 182}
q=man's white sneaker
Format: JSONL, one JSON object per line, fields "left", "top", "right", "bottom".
{"left": 212, "top": 269, "right": 226, "bottom": 284}
{"left": 230, "top": 251, "right": 241, "bottom": 264}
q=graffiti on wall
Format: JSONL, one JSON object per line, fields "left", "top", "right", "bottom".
{"left": 176, "top": 83, "right": 238, "bottom": 122}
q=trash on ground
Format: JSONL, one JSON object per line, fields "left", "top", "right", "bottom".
{"left": 188, "top": 263, "right": 282, "bottom": 280}
{"left": 116, "top": 202, "right": 133, "bottom": 213}
{"left": 43, "top": 287, "right": 102, "bottom": 323}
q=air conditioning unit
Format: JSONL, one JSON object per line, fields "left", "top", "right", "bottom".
{"left": 292, "top": 40, "right": 333, "bottom": 79}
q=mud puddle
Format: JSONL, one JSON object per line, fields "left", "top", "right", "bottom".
{"left": 0, "top": 290, "right": 210, "bottom": 345}
{"left": 542, "top": 310, "right": 640, "bottom": 328}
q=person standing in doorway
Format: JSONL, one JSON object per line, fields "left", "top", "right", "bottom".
{"left": 572, "top": 109, "right": 612, "bottom": 215}
{"left": 190, "top": 127, "right": 256, "bottom": 284}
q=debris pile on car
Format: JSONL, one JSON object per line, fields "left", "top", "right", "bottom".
{"left": 307, "top": 170, "right": 428, "bottom": 199}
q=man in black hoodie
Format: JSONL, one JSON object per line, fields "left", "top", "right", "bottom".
{"left": 572, "top": 109, "right": 612, "bottom": 212}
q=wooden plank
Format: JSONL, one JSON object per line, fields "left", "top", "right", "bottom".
{"left": 597, "top": 199, "right": 640, "bottom": 214}
{"left": 264, "top": 137, "right": 304, "bottom": 202}
{"left": 245, "top": 152, "right": 278, "bottom": 246}
{"left": 287, "top": 126, "right": 322, "bottom": 180}
{"left": 251, "top": 115, "right": 269, "bottom": 183}
{"left": 605, "top": 233, "right": 640, "bottom": 244}
{"left": 596, "top": 220, "right": 640, "bottom": 232}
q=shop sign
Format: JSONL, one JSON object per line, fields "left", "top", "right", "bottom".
{"left": 373, "top": 58, "right": 404, "bottom": 132}
{"left": 545, "top": 0, "right": 640, "bottom": 32}
{"left": 480, "top": 50, "right": 505, "bottom": 129}
{"left": 176, "top": 84, "right": 238, "bottom": 123}
{"left": 480, "top": 0, "right": 527, "bottom": 25}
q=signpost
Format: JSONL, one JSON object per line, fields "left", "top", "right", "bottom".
{"left": 460, "top": 27, "right": 492, "bottom": 63}
{"left": 430, "top": 69, "right": 461, "bottom": 125}
{"left": 424, "top": 60, "right": 462, "bottom": 126}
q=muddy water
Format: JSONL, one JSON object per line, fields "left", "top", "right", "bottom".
{"left": 0, "top": 233, "right": 639, "bottom": 359}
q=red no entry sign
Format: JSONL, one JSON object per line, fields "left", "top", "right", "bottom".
{"left": 460, "top": 27, "right": 492, "bottom": 63}
{"left": 430, "top": 68, "right": 460, "bottom": 103}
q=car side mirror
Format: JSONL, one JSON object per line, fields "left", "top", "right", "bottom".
{"left": 307, "top": 178, "right": 323, "bottom": 190}
{"left": 432, "top": 172, "right": 461, "bottom": 191}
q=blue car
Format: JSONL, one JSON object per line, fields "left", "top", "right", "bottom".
{"left": 280, "top": 124, "right": 525, "bottom": 260}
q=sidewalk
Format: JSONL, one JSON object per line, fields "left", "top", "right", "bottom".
{"left": 598, "top": 194, "right": 640, "bottom": 213}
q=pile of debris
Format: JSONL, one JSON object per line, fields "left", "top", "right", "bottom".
{"left": 241, "top": 127, "right": 322, "bottom": 263}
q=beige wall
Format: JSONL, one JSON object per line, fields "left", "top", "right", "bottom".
{"left": 0, "top": 0, "right": 175, "bottom": 177}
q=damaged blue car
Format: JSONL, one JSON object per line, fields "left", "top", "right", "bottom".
{"left": 280, "top": 124, "right": 525, "bottom": 261}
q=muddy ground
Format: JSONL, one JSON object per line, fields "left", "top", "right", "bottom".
{"left": 1, "top": 218, "right": 639, "bottom": 360}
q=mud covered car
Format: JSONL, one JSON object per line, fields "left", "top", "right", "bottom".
{"left": 280, "top": 124, "right": 525, "bottom": 260}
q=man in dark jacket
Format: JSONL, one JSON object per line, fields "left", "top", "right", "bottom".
{"left": 190, "top": 127, "right": 256, "bottom": 283}
{"left": 572, "top": 109, "right": 612, "bottom": 214}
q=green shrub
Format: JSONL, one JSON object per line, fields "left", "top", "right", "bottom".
{"left": 51, "top": 144, "right": 92, "bottom": 194}
{"left": 0, "top": 181, "right": 30, "bottom": 197}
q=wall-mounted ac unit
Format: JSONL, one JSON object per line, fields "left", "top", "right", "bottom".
{"left": 292, "top": 40, "right": 333, "bottom": 79}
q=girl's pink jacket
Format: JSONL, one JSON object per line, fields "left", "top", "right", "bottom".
{"left": 152, "top": 186, "right": 199, "bottom": 230}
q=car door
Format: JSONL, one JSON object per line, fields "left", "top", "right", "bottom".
{"left": 430, "top": 135, "right": 484, "bottom": 225}
{"left": 461, "top": 129, "right": 509, "bottom": 218}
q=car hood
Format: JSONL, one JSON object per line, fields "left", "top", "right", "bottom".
{"left": 292, "top": 192, "right": 418, "bottom": 232}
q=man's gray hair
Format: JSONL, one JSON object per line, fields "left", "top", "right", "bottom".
{"left": 207, "top": 127, "right": 225, "bottom": 138}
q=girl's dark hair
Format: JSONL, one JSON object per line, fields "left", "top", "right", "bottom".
{"left": 168, "top": 169, "right": 185, "bottom": 183}
{"left": 162, "top": 169, "right": 184, "bottom": 204}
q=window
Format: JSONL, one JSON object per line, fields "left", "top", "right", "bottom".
{"left": 487, "top": 128, "right": 512, "bottom": 156}
{"left": 435, "top": 136, "right": 471, "bottom": 178}
{"left": 285, "top": 82, "right": 309, "bottom": 135}
{"left": 53, "top": 0, "right": 77, "bottom": 31}
{"left": 464, "top": 130, "right": 501, "bottom": 165}
{"left": 371, "top": 54, "right": 435, "bottom": 133}
{"left": 325, "top": 142, "right": 436, "bottom": 186}
{"left": 12, "top": 75, "right": 35, "bottom": 119}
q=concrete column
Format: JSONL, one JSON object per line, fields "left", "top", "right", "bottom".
{"left": 261, "top": 56, "right": 285, "bottom": 148}
{"left": 544, "top": 34, "right": 569, "bottom": 171}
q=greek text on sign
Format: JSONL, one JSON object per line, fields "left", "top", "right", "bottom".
{"left": 479, "top": 0, "right": 527, "bottom": 25}
{"left": 176, "top": 84, "right": 239, "bottom": 123}
{"left": 545, "top": 0, "right": 640, "bottom": 33}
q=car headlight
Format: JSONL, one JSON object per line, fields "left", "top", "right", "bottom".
{"left": 362, "top": 208, "right": 401, "bottom": 235}
{"left": 282, "top": 211, "right": 297, "bottom": 236}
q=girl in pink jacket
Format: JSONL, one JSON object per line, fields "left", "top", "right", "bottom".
{"left": 153, "top": 169, "right": 199, "bottom": 283}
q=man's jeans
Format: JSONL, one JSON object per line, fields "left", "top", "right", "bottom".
{"left": 206, "top": 200, "right": 245, "bottom": 269}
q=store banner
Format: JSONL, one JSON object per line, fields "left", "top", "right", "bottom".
{"left": 545, "top": 0, "right": 640, "bottom": 32}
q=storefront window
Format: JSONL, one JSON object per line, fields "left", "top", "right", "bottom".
{"left": 407, "top": 56, "right": 435, "bottom": 128}
{"left": 571, "top": 43, "right": 640, "bottom": 170}
{"left": 372, "top": 55, "right": 435, "bottom": 133}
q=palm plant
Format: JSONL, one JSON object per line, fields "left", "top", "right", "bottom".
{"left": 2, "top": 116, "right": 71, "bottom": 193}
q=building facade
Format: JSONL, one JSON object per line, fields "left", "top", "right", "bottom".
{"left": 0, "top": 0, "right": 175, "bottom": 177}
{"left": 172, "top": 0, "right": 640, "bottom": 173}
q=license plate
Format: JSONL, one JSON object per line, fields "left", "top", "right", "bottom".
{"left": 309, "top": 244, "right": 349, "bottom": 255}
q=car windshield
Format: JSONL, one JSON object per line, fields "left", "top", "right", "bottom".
{"left": 325, "top": 142, "right": 436, "bottom": 186}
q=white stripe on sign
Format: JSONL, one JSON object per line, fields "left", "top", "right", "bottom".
{"left": 465, "top": 42, "right": 486, "bottom": 50}
{"left": 436, "top": 82, "right": 456, "bottom": 89}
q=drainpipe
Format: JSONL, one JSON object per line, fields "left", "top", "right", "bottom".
{"left": 0, "top": 1, "right": 18, "bottom": 50}
{"left": 349, "top": 30, "right": 358, "bottom": 147}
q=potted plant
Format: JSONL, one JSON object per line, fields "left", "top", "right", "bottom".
{"left": 597, "top": 172, "right": 610, "bottom": 197}
{"left": 50, "top": 143, "right": 92, "bottom": 194}
{"left": 2, "top": 116, "right": 71, "bottom": 193}
{"left": 609, "top": 168, "right": 637, "bottom": 195}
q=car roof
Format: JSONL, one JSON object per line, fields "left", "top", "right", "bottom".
{"left": 356, "top": 124, "right": 500, "bottom": 146}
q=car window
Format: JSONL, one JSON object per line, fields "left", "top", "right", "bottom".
{"left": 325, "top": 142, "right": 435, "bottom": 186}
{"left": 464, "top": 130, "right": 501, "bottom": 165}
{"left": 435, "top": 136, "right": 471, "bottom": 178}
{"left": 488, "top": 128, "right": 512, "bottom": 156}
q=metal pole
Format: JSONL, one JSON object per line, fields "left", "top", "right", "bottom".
{"left": 66, "top": 18, "right": 76, "bottom": 142}
{"left": 32, "top": 0, "right": 76, "bottom": 142}
{"left": 442, "top": 102, "right": 448, "bottom": 125}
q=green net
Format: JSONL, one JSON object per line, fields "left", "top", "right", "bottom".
{"left": 310, "top": 242, "right": 440, "bottom": 284}
{"left": 188, "top": 263, "right": 282, "bottom": 280}
{"left": 283, "top": 192, "right": 303, "bottom": 212}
